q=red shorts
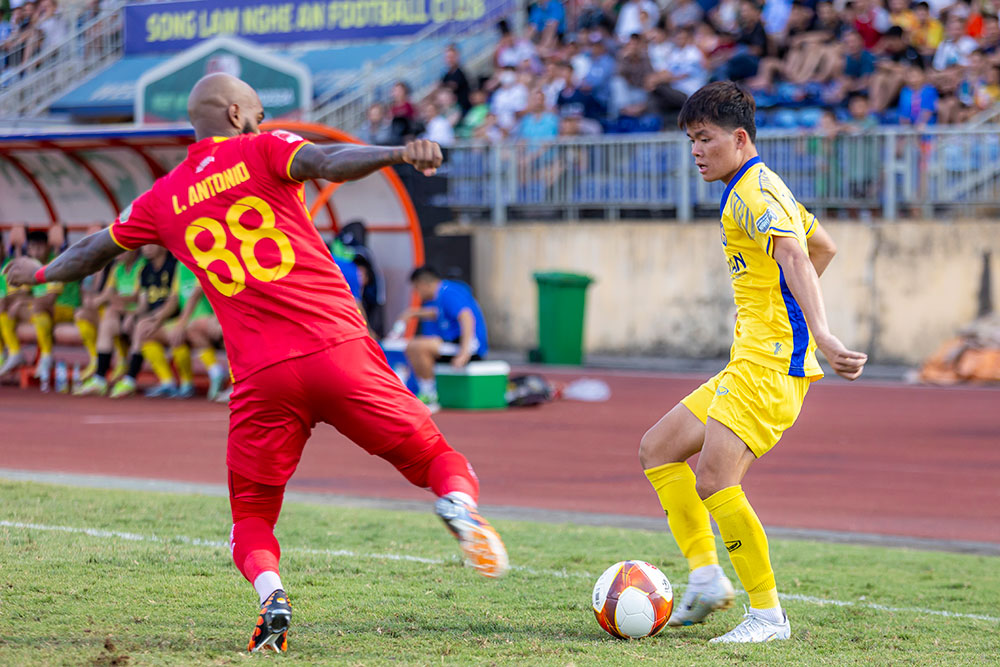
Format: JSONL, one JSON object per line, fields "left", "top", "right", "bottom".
{"left": 227, "top": 336, "right": 435, "bottom": 486}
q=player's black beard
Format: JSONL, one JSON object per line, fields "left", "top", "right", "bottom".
{"left": 241, "top": 119, "right": 255, "bottom": 135}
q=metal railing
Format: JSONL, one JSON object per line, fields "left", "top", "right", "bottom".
{"left": 0, "top": 4, "right": 125, "bottom": 119}
{"left": 310, "top": 6, "right": 513, "bottom": 135}
{"left": 444, "top": 127, "right": 1000, "bottom": 223}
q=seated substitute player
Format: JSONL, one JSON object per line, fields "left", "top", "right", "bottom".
{"left": 638, "top": 82, "right": 867, "bottom": 644}
{"left": 166, "top": 262, "right": 228, "bottom": 400}
{"left": 23, "top": 230, "right": 83, "bottom": 386}
{"left": 4, "top": 72, "right": 509, "bottom": 654}
{"left": 395, "top": 265, "right": 489, "bottom": 412}
{"left": 108, "top": 245, "right": 179, "bottom": 398}
{"left": 74, "top": 250, "right": 145, "bottom": 395}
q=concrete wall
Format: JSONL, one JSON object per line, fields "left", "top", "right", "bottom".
{"left": 464, "top": 221, "right": 999, "bottom": 365}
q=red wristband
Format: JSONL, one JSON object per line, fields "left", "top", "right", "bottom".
{"left": 34, "top": 266, "right": 46, "bottom": 284}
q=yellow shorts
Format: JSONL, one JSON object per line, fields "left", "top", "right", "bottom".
{"left": 681, "top": 358, "right": 814, "bottom": 458}
{"left": 54, "top": 303, "right": 75, "bottom": 324}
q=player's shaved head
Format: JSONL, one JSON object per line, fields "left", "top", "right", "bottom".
{"left": 187, "top": 73, "right": 265, "bottom": 141}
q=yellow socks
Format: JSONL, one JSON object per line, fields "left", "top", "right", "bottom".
{"left": 141, "top": 341, "right": 174, "bottom": 384}
{"left": 0, "top": 313, "right": 20, "bottom": 355}
{"left": 76, "top": 317, "right": 98, "bottom": 361}
{"left": 174, "top": 344, "right": 193, "bottom": 385}
{"left": 31, "top": 312, "right": 54, "bottom": 356}
{"left": 704, "top": 485, "right": 779, "bottom": 610}
{"left": 644, "top": 462, "right": 719, "bottom": 571}
{"left": 198, "top": 348, "right": 218, "bottom": 370}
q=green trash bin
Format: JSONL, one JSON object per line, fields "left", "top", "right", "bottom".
{"left": 533, "top": 271, "right": 594, "bottom": 365}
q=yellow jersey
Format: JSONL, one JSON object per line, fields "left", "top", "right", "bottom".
{"left": 719, "top": 156, "right": 822, "bottom": 378}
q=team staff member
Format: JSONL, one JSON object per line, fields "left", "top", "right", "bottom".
{"left": 395, "top": 265, "right": 489, "bottom": 412}
{"left": 4, "top": 72, "right": 508, "bottom": 654}
{"left": 109, "top": 245, "right": 178, "bottom": 398}
{"left": 638, "top": 82, "right": 867, "bottom": 643}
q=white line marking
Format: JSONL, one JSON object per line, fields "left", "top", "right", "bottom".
{"left": 1, "top": 520, "right": 996, "bottom": 624}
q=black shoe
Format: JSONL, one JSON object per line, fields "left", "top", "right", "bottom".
{"left": 247, "top": 589, "right": 291, "bottom": 653}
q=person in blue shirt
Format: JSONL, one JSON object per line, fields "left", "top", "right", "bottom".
{"left": 333, "top": 255, "right": 362, "bottom": 301}
{"left": 394, "top": 265, "right": 488, "bottom": 410}
{"left": 528, "top": 0, "right": 567, "bottom": 37}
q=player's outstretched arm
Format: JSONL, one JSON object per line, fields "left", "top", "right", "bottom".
{"left": 772, "top": 236, "right": 868, "bottom": 381}
{"left": 289, "top": 140, "right": 443, "bottom": 183}
{"left": 2, "top": 229, "right": 124, "bottom": 288}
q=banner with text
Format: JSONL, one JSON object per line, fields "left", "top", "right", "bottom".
{"left": 125, "top": 0, "right": 514, "bottom": 54}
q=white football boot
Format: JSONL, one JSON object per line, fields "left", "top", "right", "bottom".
{"left": 668, "top": 566, "right": 736, "bottom": 626}
{"left": 709, "top": 605, "right": 791, "bottom": 643}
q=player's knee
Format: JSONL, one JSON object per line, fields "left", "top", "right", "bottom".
{"left": 638, "top": 428, "right": 661, "bottom": 469}
{"left": 694, "top": 470, "right": 728, "bottom": 500}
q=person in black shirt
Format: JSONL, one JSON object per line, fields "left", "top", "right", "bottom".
{"left": 714, "top": 0, "right": 768, "bottom": 81}
{"left": 108, "top": 245, "right": 181, "bottom": 398}
{"left": 441, "top": 44, "right": 471, "bottom": 116}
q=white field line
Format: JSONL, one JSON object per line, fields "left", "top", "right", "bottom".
{"left": 2, "top": 519, "right": 998, "bottom": 624}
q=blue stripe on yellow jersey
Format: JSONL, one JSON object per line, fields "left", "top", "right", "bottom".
{"left": 719, "top": 157, "right": 823, "bottom": 378}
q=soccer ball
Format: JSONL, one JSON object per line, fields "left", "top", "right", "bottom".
{"left": 592, "top": 560, "right": 673, "bottom": 639}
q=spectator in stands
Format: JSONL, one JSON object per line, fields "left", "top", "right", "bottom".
{"left": 825, "top": 30, "right": 876, "bottom": 105}
{"left": 911, "top": 2, "right": 945, "bottom": 57}
{"left": 559, "top": 103, "right": 603, "bottom": 136}
{"left": 845, "top": 92, "right": 880, "bottom": 130}
{"left": 887, "top": 0, "right": 917, "bottom": 31}
{"left": 495, "top": 18, "right": 541, "bottom": 71}
{"left": 853, "top": 0, "right": 891, "bottom": 49}
{"left": 762, "top": 0, "right": 793, "bottom": 37}
{"left": 0, "top": 10, "right": 12, "bottom": 67}
{"left": 358, "top": 102, "right": 393, "bottom": 145}
{"left": 714, "top": 0, "right": 768, "bottom": 81}
{"left": 576, "top": 0, "right": 612, "bottom": 33}
{"left": 670, "top": 0, "right": 705, "bottom": 29}
{"left": 473, "top": 111, "right": 506, "bottom": 142}
{"left": 898, "top": 63, "right": 940, "bottom": 124}
{"left": 419, "top": 100, "right": 455, "bottom": 147}
{"left": 435, "top": 87, "right": 463, "bottom": 128}
{"left": 398, "top": 265, "right": 489, "bottom": 412}
{"left": 974, "top": 63, "right": 1000, "bottom": 108}
{"left": 580, "top": 32, "right": 616, "bottom": 111}
{"left": 514, "top": 89, "right": 560, "bottom": 141}
{"left": 540, "top": 57, "right": 568, "bottom": 108}
{"left": 933, "top": 13, "right": 978, "bottom": 69}
{"left": 978, "top": 14, "right": 1000, "bottom": 53}
{"left": 646, "top": 26, "right": 705, "bottom": 119}
{"left": 869, "top": 25, "right": 924, "bottom": 112}
{"left": 441, "top": 43, "right": 471, "bottom": 115}
{"left": 389, "top": 81, "right": 416, "bottom": 140}
{"left": 611, "top": 33, "right": 653, "bottom": 117}
{"left": 556, "top": 59, "right": 605, "bottom": 119}
{"left": 36, "top": 0, "right": 69, "bottom": 53}
{"left": 528, "top": 0, "right": 566, "bottom": 37}
{"left": 616, "top": 0, "right": 660, "bottom": 43}
{"left": 490, "top": 65, "right": 529, "bottom": 130}
{"left": 456, "top": 88, "right": 490, "bottom": 138}
{"left": 814, "top": 1, "right": 848, "bottom": 39}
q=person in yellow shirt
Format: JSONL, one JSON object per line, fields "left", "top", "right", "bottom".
{"left": 639, "top": 81, "right": 867, "bottom": 644}
{"left": 911, "top": 1, "right": 944, "bottom": 57}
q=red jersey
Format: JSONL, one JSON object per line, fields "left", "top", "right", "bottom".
{"left": 109, "top": 131, "right": 368, "bottom": 381}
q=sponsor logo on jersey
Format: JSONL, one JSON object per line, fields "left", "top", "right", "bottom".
{"left": 757, "top": 208, "right": 776, "bottom": 233}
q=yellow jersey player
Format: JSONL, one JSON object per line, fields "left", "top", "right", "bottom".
{"left": 639, "top": 82, "right": 868, "bottom": 644}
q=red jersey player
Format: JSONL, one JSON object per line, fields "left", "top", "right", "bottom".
{"left": 4, "top": 73, "right": 508, "bottom": 653}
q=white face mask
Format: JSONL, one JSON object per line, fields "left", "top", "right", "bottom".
{"left": 500, "top": 71, "right": 517, "bottom": 86}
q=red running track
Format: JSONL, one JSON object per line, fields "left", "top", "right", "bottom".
{"left": 1, "top": 371, "right": 998, "bottom": 544}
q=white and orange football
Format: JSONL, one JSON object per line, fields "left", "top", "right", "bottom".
{"left": 592, "top": 560, "right": 673, "bottom": 639}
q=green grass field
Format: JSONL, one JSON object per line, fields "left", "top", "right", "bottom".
{"left": 0, "top": 481, "right": 997, "bottom": 666}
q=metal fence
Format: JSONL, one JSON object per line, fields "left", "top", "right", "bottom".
{"left": 444, "top": 127, "right": 1000, "bottom": 223}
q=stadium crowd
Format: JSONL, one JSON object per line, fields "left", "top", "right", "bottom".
{"left": 0, "top": 0, "right": 95, "bottom": 75}
{"left": 355, "top": 0, "right": 1000, "bottom": 144}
